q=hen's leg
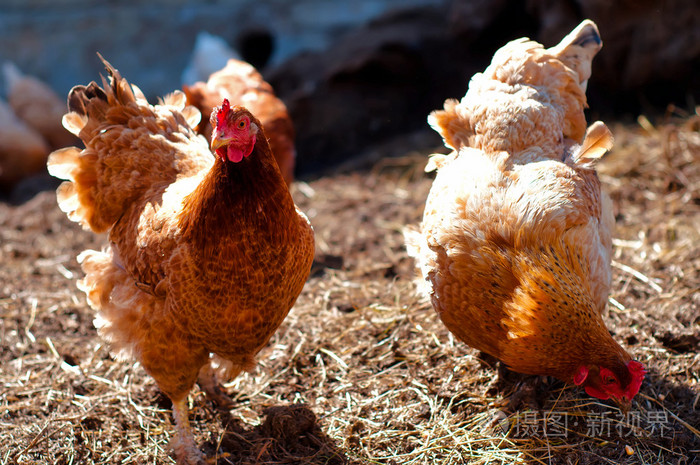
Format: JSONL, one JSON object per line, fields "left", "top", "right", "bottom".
{"left": 137, "top": 318, "right": 209, "bottom": 464}
{"left": 197, "top": 362, "right": 235, "bottom": 410}
{"left": 170, "top": 396, "right": 205, "bottom": 465}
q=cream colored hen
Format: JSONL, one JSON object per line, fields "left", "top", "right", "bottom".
{"left": 0, "top": 99, "right": 49, "bottom": 191}
{"left": 407, "top": 20, "right": 645, "bottom": 408}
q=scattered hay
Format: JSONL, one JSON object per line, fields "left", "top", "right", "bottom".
{"left": 1, "top": 111, "right": 698, "bottom": 463}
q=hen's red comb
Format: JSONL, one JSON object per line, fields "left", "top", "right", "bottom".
{"left": 216, "top": 99, "right": 231, "bottom": 127}
{"left": 624, "top": 360, "right": 645, "bottom": 399}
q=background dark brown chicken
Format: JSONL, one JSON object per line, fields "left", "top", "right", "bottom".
{"left": 184, "top": 58, "right": 296, "bottom": 186}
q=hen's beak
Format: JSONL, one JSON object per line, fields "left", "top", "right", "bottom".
{"left": 210, "top": 129, "right": 232, "bottom": 151}
{"left": 613, "top": 397, "right": 632, "bottom": 415}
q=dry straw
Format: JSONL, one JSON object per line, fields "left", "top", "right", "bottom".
{"left": 1, "top": 109, "right": 698, "bottom": 463}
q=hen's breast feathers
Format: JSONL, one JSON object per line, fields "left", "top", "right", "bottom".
{"left": 104, "top": 142, "right": 314, "bottom": 349}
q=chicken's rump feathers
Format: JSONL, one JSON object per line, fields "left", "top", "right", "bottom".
{"left": 429, "top": 20, "right": 602, "bottom": 161}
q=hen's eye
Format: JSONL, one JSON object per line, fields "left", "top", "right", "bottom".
{"left": 604, "top": 376, "right": 616, "bottom": 385}
{"left": 238, "top": 120, "right": 246, "bottom": 129}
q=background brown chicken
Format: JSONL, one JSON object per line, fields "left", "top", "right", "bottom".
{"left": 4, "top": 63, "right": 79, "bottom": 151}
{"left": 0, "top": 98, "right": 50, "bottom": 191}
{"left": 183, "top": 58, "right": 296, "bottom": 186}
{"left": 47, "top": 57, "right": 314, "bottom": 464}
{"left": 406, "top": 20, "right": 645, "bottom": 409}
{"left": 1, "top": 63, "right": 81, "bottom": 193}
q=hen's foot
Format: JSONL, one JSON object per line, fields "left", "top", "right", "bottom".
{"left": 197, "top": 364, "right": 235, "bottom": 411}
{"left": 171, "top": 441, "right": 206, "bottom": 465}
{"left": 482, "top": 361, "right": 542, "bottom": 411}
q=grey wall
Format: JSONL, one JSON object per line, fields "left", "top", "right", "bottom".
{"left": 0, "top": 0, "right": 448, "bottom": 99}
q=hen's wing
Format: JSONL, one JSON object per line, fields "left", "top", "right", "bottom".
{"left": 47, "top": 56, "right": 212, "bottom": 233}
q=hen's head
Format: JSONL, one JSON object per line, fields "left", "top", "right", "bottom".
{"left": 210, "top": 99, "right": 259, "bottom": 163}
{"left": 574, "top": 360, "right": 646, "bottom": 410}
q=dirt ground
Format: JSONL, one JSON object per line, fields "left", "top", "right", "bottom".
{"left": 1, "top": 112, "right": 698, "bottom": 464}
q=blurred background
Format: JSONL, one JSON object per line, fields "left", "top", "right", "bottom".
{"left": 1, "top": 0, "right": 698, "bottom": 179}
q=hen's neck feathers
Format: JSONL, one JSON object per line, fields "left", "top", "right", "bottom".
{"left": 501, "top": 243, "right": 630, "bottom": 382}
{"left": 179, "top": 136, "right": 292, "bottom": 249}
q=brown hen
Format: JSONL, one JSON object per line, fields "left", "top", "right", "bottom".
{"left": 47, "top": 57, "right": 314, "bottom": 464}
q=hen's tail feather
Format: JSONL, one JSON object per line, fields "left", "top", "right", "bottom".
{"left": 571, "top": 121, "right": 613, "bottom": 168}
{"left": 46, "top": 56, "right": 139, "bottom": 232}
{"left": 47, "top": 54, "right": 212, "bottom": 233}
{"left": 62, "top": 112, "right": 88, "bottom": 137}
{"left": 428, "top": 99, "right": 472, "bottom": 152}
{"left": 46, "top": 146, "right": 93, "bottom": 225}
{"left": 65, "top": 56, "right": 136, "bottom": 142}
{"left": 78, "top": 248, "right": 151, "bottom": 362}
{"left": 68, "top": 82, "right": 107, "bottom": 115}
{"left": 548, "top": 20, "right": 602, "bottom": 94}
